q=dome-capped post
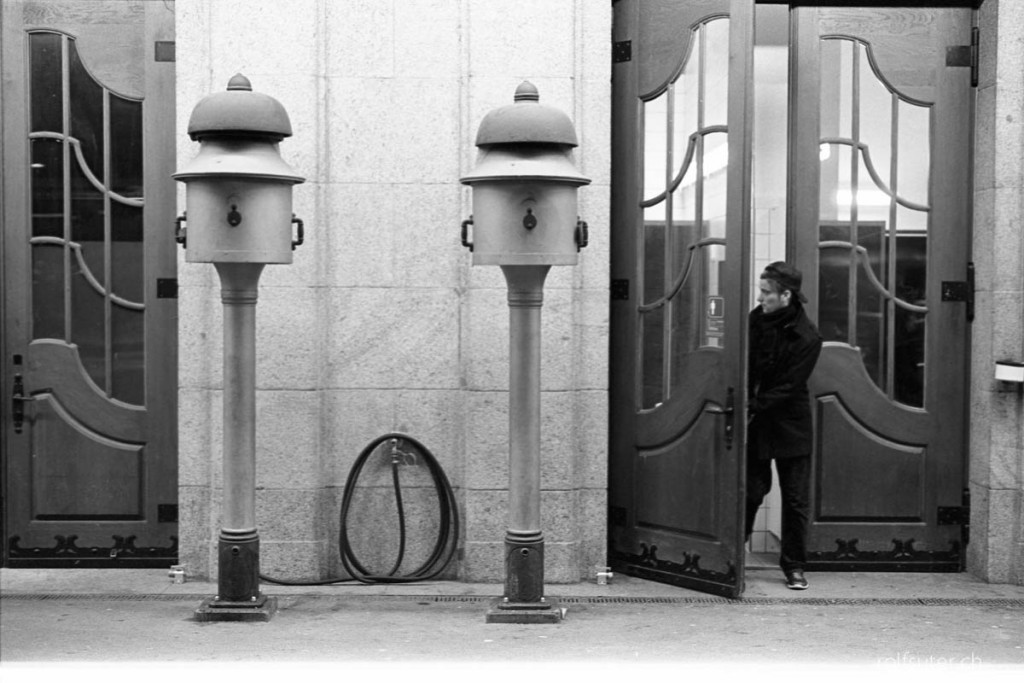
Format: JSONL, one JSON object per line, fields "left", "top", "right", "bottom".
{"left": 461, "top": 83, "right": 590, "bottom": 624}
{"left": 174, "top": 76, "right": 306, "bottom": 622}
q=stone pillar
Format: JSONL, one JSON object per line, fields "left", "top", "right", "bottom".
{"left": 970, "top": 0, "right": 1024, "bottom": 585}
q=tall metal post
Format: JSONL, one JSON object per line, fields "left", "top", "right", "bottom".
{"left": 194, "top": 263, "right": 276, "bottom": 620}
{"left": 500, "top": 265, "right": 550, "bottom": 608}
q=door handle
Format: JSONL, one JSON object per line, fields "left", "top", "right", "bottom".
{"left": 12, "top": 373, "right": 29, "bottom": 434}
{"left": 704, "top": 386, "right": 735, "bottom": 450}
{"left": 12, "top": 374, "right": 50, "bottom": 435}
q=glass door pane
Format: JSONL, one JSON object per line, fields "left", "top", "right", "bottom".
{"left": 639, "top": 17, "right": 731, "bottom": 410}
{"left": 817, "top": 36, "right": 930, "bottom": 407}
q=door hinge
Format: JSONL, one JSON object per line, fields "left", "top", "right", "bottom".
{"left": 613, "top": 40, "right": 632, "bottom": 63}
{"left": 937, "top": 506, "right": 968, "bottom": 526}
{"left": 946, "top": 26, "right": 978, "bottom": 87}
{"left": 158, "top": 503, "right": 179, "bottom": 523}
{"left": 609, "top": 505, "right": 627, "bottom": 527}
{"left": 155, "top": 41, "right": 175, "bottom": 62}
{"left": 940, "top": 262, "right": 974, "bottom": 323}
{"left": 938, "top": 487, "right": 971, "bottom": 562}
{"left": 943, "top": 488, "right": 971, "bottom": 558}
{"left": 611, "top": 278, "right": 630, "bottom": 300}
{"left": 156, "top": 278, "right": 178, "bottom": 299}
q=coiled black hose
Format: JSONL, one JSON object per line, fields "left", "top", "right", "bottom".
{"left": 261, "top": 433, "right": 459, "bottom": 586}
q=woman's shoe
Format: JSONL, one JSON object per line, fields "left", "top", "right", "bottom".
{"left": 785, "top": 569, "right": 809, "bottom": 590}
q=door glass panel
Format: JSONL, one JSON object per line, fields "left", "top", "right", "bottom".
{"left": 643, "top": 95, "right": 668, "bottom": 204}
{"left": 858, "top": 49, "right": 892, "bottom": 191}
{"left": 111, "top": 202, "right": 144, "bottom": 298}
{"left": 69, "top": 158, "right": 107, "bottom": 391}
{"left": 817, "top": 37, "right": 930, "bottom": 407}
{"left": 72, "top": 271, "right": 106, "bottom": 391}
{"left": 32, "top": 244, "right": 65, "bottom": 340}
{"left": 642, "top": 217, "right": 666, "bottom": 408}
{"left": 31, "top": 138, "right": 64, "bottom": 238}
{"left": 670, "top": 157, "right": 699, "bottom": 227}
{"left": 111, "top": 202, "right": 146, "bottom": 405}
{"left": 818, "top": 223, "right": 850, "bottom": 343}
{"left": 641, "top": 305, "right": 666, "bottom": 409}
{"left": 669, "top": 224, "right": 700, "bottom": 378}
{"left": 30, "top": 32, "right": 62, "bottom": 133}
{"left": 856, "top": 223, "right": 885, "bottom": 386}
{"left": 109, "top": 96, "right": 143, "bottom": 197}
{"left": 894, "top": 232, "right": 927, "bottom": 406}
{"left": 112, "top": 303, "right": 145, "bottom": 405}
{"left": 28, "top": 31, "right": 146, "bottom": 405}
{"left": 69, "top": 40, "right": 105, "bottom": 179}
{"left": 897, "top": 100, "right": 930, "bottom": 207}
{"left": 71, "top": 158, "right": 105, "bottom": 263}
{"left": 640, "top": 17, "right": 729, "bottom": 410}
{"left": 819, "top": 143, "right": 852, "bottom": 220}
{"left": 672, "top": 53, "right": 699, "bottom": 168}
{"left": 820, "top": 39, "right": 852, "bottom": 141}
{"left": 703, "top": 18, "right": 730, "bottom": 127}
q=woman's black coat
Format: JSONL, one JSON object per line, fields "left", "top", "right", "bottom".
{"left": 747, "top": 303, "right": 823, "bottom": 460}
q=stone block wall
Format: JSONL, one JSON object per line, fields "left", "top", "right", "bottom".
{"left": 175, "top": 0, "right": 611, "bottom": 583}
{"left": 970, "top": 0, "right": 1024, "bottom": 585}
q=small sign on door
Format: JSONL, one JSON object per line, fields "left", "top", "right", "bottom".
{"left": 707, "top": 296, "right": 724, "bottom": 319}
{"left": 706, "top": 295, "right": 724, "bottom": 342}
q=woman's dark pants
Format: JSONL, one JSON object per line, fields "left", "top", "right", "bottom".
{"left": 745, "top": 450, "right": 811, "bottom": 573}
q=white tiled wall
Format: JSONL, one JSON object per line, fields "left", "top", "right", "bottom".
{"left": 748, "top": 41, "right": 790, "bottom": 555}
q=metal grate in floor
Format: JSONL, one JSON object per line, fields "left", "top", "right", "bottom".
{"left": 3, "top": 593, "right": 1023, "bottom": 607}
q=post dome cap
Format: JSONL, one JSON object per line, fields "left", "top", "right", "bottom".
{"left": 186, "top": 74, "right": 293, "bottom": 141}
{"left": 474, "top": 81, "right": 578, "bottom": 147}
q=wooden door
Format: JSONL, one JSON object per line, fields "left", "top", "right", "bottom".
{"left": 608, "top": 0, "right": 754, "bottom": 598}
{"left": 2, "top": 0, "right": 178, "bottom": 567}
{"left": 789, "top": 5, "right": 972, "bottom": 570}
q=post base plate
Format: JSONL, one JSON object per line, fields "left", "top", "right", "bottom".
{"left": 194, "top": 595, "right": 278, "bottom": 622}
{"left": 485, "top": 598, "right": 564, "bottom": 624}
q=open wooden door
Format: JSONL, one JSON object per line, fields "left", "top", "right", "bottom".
{"left": 2, "top": 0, "right": 178, "bottom": 567}
{"left": 608, "top": 0, "right": 754, "bottom": 598}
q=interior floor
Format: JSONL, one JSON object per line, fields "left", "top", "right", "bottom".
{"left": 745, "top": 550, "right": 780, "bottom": 569}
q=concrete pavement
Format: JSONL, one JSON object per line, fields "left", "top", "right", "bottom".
{"left": 2, "top": 566, "right": 1023, "bottom": 680}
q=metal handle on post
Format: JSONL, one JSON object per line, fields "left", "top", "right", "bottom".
{"left": 704, "top": 387, "right": 735, "bottom": 450}
{"left": 575, "top": 218, "right": 589, "bottom": 251}
{"left": 291, "top": 214, "right": 304, "bottom": 251}
{"left": 175, "top": 213, "right": 187, "bottom": 248}
{"left": 461, "top": 217, "right": 474, "bottom": 252}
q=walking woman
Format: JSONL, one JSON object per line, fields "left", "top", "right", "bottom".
{"left": 746, "top": 261, "right": 822, "bottom": 590}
